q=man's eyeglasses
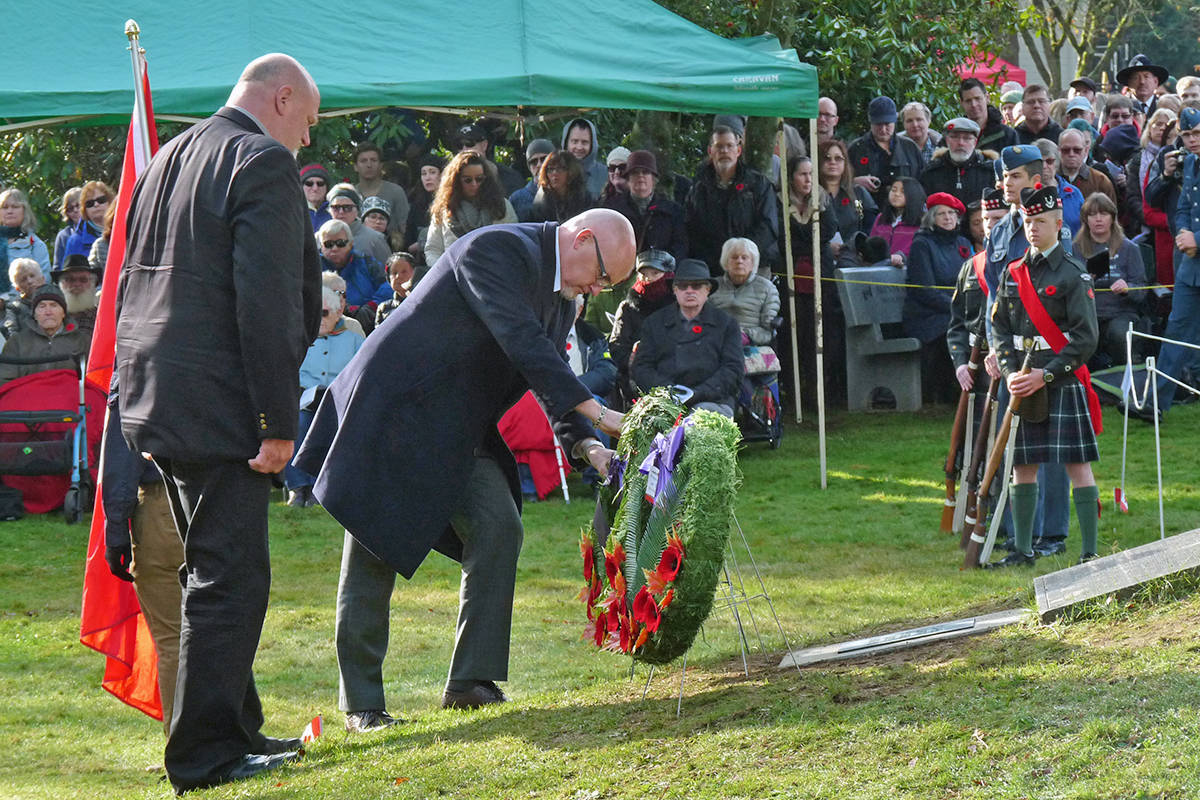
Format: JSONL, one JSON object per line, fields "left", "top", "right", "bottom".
{"left": 304, "top": 179, "right": 327, "bottom": 188}
{"left": 591, "top": 235, "right": 612, "bottom": 291}
{"left": 85, "top": 196, "right": 109, "bottom": 208}
{"left": 323, "top": 239, "right": 349, "bottom": 249}
{"left": 329, "top": 204, "right": 356, "bottom": 213}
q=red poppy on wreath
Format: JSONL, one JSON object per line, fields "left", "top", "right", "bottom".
{"left": 735, "top": 183, "right": 745, "bottom": 192}
{"left": 1045, "top": 285, "right": 1057, "bottom": 296}
{"left": 841, "top": 196, "right": 851, "bottom": 206}
{"left": 657, "top": 543, "right": 683, "bottom": 582}
{"left": 692, "top": 325, "right": 702, "bottom": 334}
{"left": 633, "top": 586, "right": 662, "bottom": 633}
{"left": 959, "top": 245, "right": 970, "bottom": 259}
{"left": 859, "top": 156, "right": 869, "bottom": 165}
{"left": 590, "top": 614, "right": 606, "bottom": 646}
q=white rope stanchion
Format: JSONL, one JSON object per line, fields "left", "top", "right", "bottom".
{"left": 1117, "top": 328, "right": 1200, "bottom": 538}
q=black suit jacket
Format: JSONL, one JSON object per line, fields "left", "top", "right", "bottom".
{"left": 294, "top": 222, "right": 595, "bottom": 578}
{"left": 116, "top": 107, "right": 321, "bottom": 460}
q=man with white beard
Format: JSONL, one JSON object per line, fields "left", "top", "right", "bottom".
{"left": 920, "top": 117, "right": 997, "bottom": 209}
{"left": 52, "top": 254, "right": 99, "bottom": 337}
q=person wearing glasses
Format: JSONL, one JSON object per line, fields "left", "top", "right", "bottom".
{"left": 316, "top": 219, "right": 390, "bottom": 333}
{"left": 529, "top": 150, "right": 595, "bottom": 224}
{"left": 283, "top": 285, "right": 363, "bottom": 508}
{"left": 509, "top": 139, "right": 555, "bottom": 222}
{"left": 325, "top": 183, "right": 391, "bottom": 265}
{"left": 0, "top": 187, "right": 52, "bottom": 285}
{"left": 51, "top": 187, "right": 83, "bottom": 272}
{"left": 423, "top": 151, "right": 518, "bottom": 270}
{"left": 63, "top": 181, "right": 113, "bottom": 264}
{"left": 601, "top": 147, "right": 631, "bottom": 203}
{"left": 300, "top": 163, "right": 332, "bottom": 230}
{"left": 631, "top": 258, "right": 744, "bottom": 417}
{"left": 294, "top": 208, "right": 635, "bottom": 722}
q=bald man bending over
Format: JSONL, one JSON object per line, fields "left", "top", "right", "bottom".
{"left": 116, "top": 54, "right": 323, "bottom": 793}
{"left": 295, "top": 209, "right": 633, "bottom": 719}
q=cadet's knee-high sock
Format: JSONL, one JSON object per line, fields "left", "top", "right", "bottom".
{"left": 1074, "top": 484, "right": 1100, "bottom": 555}
{"left": 1011, "top": 482, "right": 1039, "bottom": 556}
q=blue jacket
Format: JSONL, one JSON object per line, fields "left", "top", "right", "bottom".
{"left": 300, "top": 321, "right": 364, "bottom": 389}
{"left": 64, "top": 219, "right": 101, "bottom": 261}
{"left": 509, "top": 179, "right": 538, "bottom": 222}
{"left": 309, "top": 200, "right": 331, "bottom": 232}
{"left": 572, "top": 319, "right": 617, "bottom": 397}
{"left": 903, "top": 227, "right": 973, "bottom": 343}
{"left": 1173, "top": 153, "right": 1200, "bottom": 287}
{"left": 320, "top": 251, "right": 391, "bottom": 308}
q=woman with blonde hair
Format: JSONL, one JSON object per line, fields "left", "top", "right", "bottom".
{"left": 64, "top": 180, "right": 114, "bottom": 263}
{"left": 0, "top": 188, "right": 51, "bottom": 287}
{"left": 423, "top": 151, "right": 516, "bottom": 268}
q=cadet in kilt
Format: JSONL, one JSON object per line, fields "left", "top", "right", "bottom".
{"left": 990, "top": 183, "right": 1103, "bottom": 566}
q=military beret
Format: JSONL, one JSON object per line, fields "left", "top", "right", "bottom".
{"left": 1001, "top": 145, "right": 1041, "bottom": 171}
{"left": 1180, "top": 107, "right": 1200, "bottom": 132}
{"left": 1020, "top": 184, "right": 1059, "bottom": 216}
{"left": 943, "top": 117, "right": 980, "bottom": 136}
{"left": 982, "top": 187, "right": 1006, "bottom": 211}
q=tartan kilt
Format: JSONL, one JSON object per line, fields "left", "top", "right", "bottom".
{"left": 1014, "top": 381, "right": 1099, "bottom": 464}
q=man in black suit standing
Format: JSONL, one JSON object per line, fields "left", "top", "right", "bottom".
{"left": 116, "top": 54, "right": 322, "bottom": 794}
{"left": 295, "top": 208, "right": 633, "bottom": 722}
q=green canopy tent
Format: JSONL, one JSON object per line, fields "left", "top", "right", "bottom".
{"left": 5, "top": 0, "right": 828, "bottom": 485}
{"left": 4, "top": 0, "right": 815, "bottom": 125}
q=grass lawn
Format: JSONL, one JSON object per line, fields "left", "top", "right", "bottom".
{"left": 2, "top": 402, "right": 1199, "bottom": 799}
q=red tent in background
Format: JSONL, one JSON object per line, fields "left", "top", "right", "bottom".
{"left": 955, "top": 52, "right": 1026, "bottom": 87}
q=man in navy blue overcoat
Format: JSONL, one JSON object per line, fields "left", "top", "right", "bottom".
{"left": 295, "top": 209, "right": 633, "bottom": 721}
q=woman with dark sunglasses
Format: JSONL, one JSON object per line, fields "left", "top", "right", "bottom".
{"left": 423, "top": 151, "right": 516, "bottom": 269}
{"left": 63, "top": 180, "right": 114, "bottom": 264}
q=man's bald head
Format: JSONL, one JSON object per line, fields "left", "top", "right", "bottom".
{"left": 556, "top": 208, "right": 636, "bottom": 298}
{"left": 227, "top": 53, "right": 320, "bottom": 154}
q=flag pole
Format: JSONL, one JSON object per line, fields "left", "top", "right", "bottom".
{"left": 126, "top": 20, "right": 152, "bottom": 169}
{"left": 810, "top": 117, "right": 827, "bottom": 489}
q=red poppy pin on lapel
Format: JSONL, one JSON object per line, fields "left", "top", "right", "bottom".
{"left": 692, "top": 325, "right": 702, "bottom": 334}
{"left": 1045, "top": 285, "right": 1057, "bottom": 295}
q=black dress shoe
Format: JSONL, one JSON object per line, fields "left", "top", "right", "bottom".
{"left": 1116, "top": 400, "right": 1161, "bottom": 424}
{"left": 175, "top": 752, "right": 300, "bottom": 795}
{"left": 442, "top": 680, "right": 509, "bottom": 710}
{"left": 1033, "top": 539, "right": 1067, "bottom": 557}
{"left": 1078, "top": 552, "right": 1099, "bottom": 564}
{"left": 259, "top": 736, "right": 303, "bottom": 755}
{"left": 988, "top": 550, "right": 1037, "bottom": 568}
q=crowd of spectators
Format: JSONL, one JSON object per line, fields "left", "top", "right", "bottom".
{"left": 4, "top": 54, "right": 1196, "bottom": 433}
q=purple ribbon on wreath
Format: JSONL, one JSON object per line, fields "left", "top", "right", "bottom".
{"left": 638, "top": 418, "right": 691, "bottom": 505}
{"left": 604, "top": 453, "right": 626, "bottom": 490}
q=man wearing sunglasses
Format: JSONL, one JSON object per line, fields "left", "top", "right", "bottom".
{"left": 300, "top": 163, "right": 332, "bottom": 230}
{"left": 295, "top": 208, "right": 634, "bottom": 722}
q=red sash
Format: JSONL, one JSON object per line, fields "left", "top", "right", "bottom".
{"left": 971, "top": 251, "right": 988, "bottom": 296}
{"left": 1009, "top": 257, "right": 1103, "bottom": 434}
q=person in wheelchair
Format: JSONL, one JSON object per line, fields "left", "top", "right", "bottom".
{"left": 630, "top": 259, "right": 743, "bottom": 417}
{"left": 0, "top": 284, "right": 88, "bottom": 384}
{"left": 608, "top": 249, "right": 676, "bottom": 407}
{"left": 1072, "top": 193, "right": 1150, "bottom": 367}
{"left": 709, "top": 237, "right": 780, "bottom": 345}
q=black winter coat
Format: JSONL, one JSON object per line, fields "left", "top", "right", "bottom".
{"left": 603, "top": 191, "right": 688, "bottom": 261}
{"left": 920, "top": 149, "right": 997, "bottom": 209}
{"left": 847, "top": 133, "right": 924, "bottom": 207}
{"left": 685, "top": 162, "right": 779, "bottom": 275}
{"left": 631, "top": 302, "right": 744, "bottom": 407}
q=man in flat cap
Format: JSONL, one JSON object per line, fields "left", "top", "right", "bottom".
{"left": 920, "top": 117, "right": 996, "bottom": 209}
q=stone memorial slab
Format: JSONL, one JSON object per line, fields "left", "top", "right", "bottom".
{"left": 777, "top": 608, "right": 1031, "bottom": 668}
{"left": 1035, "top": 527, "right": 1200, "bottom": 622}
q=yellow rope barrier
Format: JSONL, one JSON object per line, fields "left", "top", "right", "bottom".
{"left": 768, "top": 270, "right": 1175, "bottom": 294}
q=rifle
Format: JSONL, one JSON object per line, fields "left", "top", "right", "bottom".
{"left": 940, "top": 340, "right": 981, "bottom": 533}
{"left": 963, "top": 344, "right": 1034, "bottom": 569}
{"left": 958, "top": 375, "right": 999, "bottom": 550}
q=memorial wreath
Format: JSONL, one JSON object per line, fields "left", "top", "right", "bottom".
{"left": 580, "top": 389, "right": 740, "bottom": 665}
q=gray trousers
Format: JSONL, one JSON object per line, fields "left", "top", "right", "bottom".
{"left": 335, "top": 456, "right": 523, "bottom": 712}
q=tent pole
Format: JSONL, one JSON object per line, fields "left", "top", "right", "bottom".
{"left": 810, "top": 118, "right": 827, "bottom": 489}
{"left": 778, "top": 121, "right": 801, "bottom": 424}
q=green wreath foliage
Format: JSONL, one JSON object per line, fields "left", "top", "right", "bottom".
{"left": 580, "top": 389, "right": 741, "bottom": 665}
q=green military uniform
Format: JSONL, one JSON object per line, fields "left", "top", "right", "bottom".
{"left": 988, "top": 183, "right": 1102, "bottom": 566}
{"left": 947, "top": 251, "right": 989, "bottom": 372}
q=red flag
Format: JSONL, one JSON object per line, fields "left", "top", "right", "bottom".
{"left": 79, "top": 50, "right": 163, "bottom": 720}
{"left": 1115, "top": 487, "right": 1129, "bottom": 514}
